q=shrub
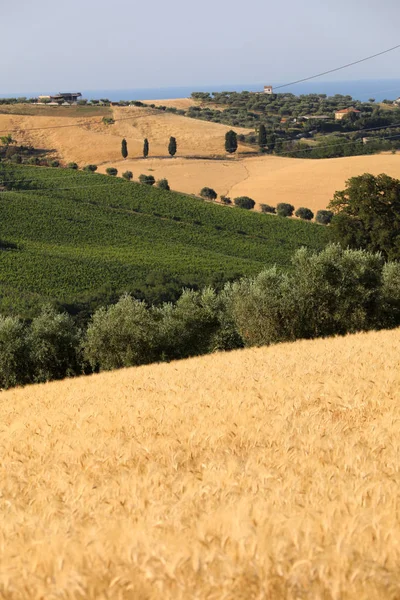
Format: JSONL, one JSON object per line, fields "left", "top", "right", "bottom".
{"left": 106, "top": 167, "right": 118, "bottom": 176}
{"left": 83, "top": 295, "right": 158, "bottom": 371}
{"left": 157, "top": 178, "right": 170, "bottom": 190}
{"left": 139, "top": 174, "right": 155, "bottom": 185}
{"left": 50, "top": 160, "right": 60, "bottom": 168}
{"left": 260, "top": 203, "right": 276, "bottom": 214}
{"left": 83, "top": 164, "right": 97, "bottom": 172}
{"left": 234, "top": 196, "right": 256, "bottom": 210}
{"left": 277, "top": 203, "right": 295, "bottom": 217}
{"left": 122, "top": 170, "right": 133, "bottom": 181}
{"left": 295, "top": 207, "right": 314, "bottom": 220}
{"left": 200, "top": 187, "right": 217, "bottom": 200}
{"left": 0, "top": 316, "right": 31, "bottom": 389}
{"left": 220, "top": 195, "right": 232, "bottom": 205}
{"left": 67, "top": 162, "right": 78, "bottom": 170}
{"left": 28, "top": 306, "right": 81, "bottom": 383}
{"left": 102, "top": 117, "right": 115, "bottom": 125}
{"left": 315, "top": 209, "right": 334, "bottom": 225}
{"left": 230, "top": 244, "right": 385, "bottom": 347}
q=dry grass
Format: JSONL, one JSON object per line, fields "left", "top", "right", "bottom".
{"left": 0, "top": 106, "right": 251, "bottom": 166}
{"left": 142, "top": 98, "right": 196, "bottom": 110}
{"left": 1, "top": 328, "right": 400, "bottom": 599}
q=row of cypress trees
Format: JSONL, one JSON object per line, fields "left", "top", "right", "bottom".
{"left": 121, "top": 137, "right": 177, "bottom": 159}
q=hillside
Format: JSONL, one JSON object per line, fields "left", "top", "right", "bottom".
{"left": 0, "top": 105, "right": 252, "bottom": 166}
{"left": 0, "top": 165, "right": 327, "bottom": 315}
{"left": 2, "top": 104, "right": 400, "bottom": 213}
{"left": 1, "top": 327, "right": 399, "bottom": 599}
{"left": 100, "top": 152, "right": 400, "bottom": 212}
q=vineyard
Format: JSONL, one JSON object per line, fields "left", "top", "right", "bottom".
{"left": 0, "top": 165, "right": 328, "bottom": 316}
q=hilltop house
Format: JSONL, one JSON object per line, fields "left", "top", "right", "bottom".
{"left": 264, "top": 85, "right": 273, "bottom": 95}
{"left": 394, "top": 97, "right": 400, "bottom": 106}
{"left": 38, "top": 92, "right": 82, "bottom": 105}
{"left": 335, "top": 107, "right": 361, "bottom": 121}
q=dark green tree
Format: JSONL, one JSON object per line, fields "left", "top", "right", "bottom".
{"left": 139, "top": 174, "right": 155, "bottom": 185}
{"left": 234, "top": 196, "right": 255, "bottom": 210}
{"left": 277, "top": 203, "right": 295, "bottom": 217}
{"left": 200, "top": 187, "right": 218, "bottom": 200}
{"left": 258, "top": 124, "right": 267, "bottom": 149}
{"left": 121, "top": 138, "right": 128, "bottom": 159}
{"left": 329, "top": 173, "right": 400, "bottom": 260}
{"left": 315, "top": 210, "right": 334, "bottom": 225}
{"left": 122, "top": 171, "right": 133, "bottom": 180}
{"left": 295, "top": 207, "right": 314, "bottom": 221}
{"left": 168, "top": 136, "right": 177, "bottom": 157}
{"left": 106, "top": 167, "right": 118, "bottom": 176}
{"left": 225, "top": 130, "right": 238, "bottom": 154}
{"left": 143, "top": 138, "right": 149, "bottom": 158}
{"left": 157, "top": 178, "right": 170, "bottom": 190}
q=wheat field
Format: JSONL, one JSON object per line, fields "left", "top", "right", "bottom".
{"left": 100, "top": 152, "right": 400, "bottom": 212}
{"left": 1, "top": 328, "right": 400, "bottom": 599}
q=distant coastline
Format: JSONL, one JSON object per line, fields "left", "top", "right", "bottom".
{"left": 1, "top": 79, "right": 400, "bottom": 102}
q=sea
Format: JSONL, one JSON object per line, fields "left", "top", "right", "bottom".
{"left": 2, "top": 79, "right": 400, "bottom": 102}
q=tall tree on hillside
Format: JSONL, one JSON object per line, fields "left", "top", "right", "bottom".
{"left": 168, "top": 136, "right": 177, "bottom": 157}
{"left": 329, "top": 173, "right": 400, "bottom": 260}
{"left": 143, "top": 138, "right": 149, "bottom": 158}
{"left": 258, "top": 124, "right": 267, "bottom": 149}
{"left": 225, "top": 130, "right": 238, "bottom": 154}
{"left": 121, "top": 138, "right": 128, "bottom": 159}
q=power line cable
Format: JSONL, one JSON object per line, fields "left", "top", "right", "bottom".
{"left": 274, "top": 43, "right": 400, "bottom": 90}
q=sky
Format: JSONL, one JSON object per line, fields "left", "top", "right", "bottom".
{"left": 1, "top": 0, "right": 399, "bottom": 95}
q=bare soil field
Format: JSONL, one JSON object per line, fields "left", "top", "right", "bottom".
{"left": 1, "top": 328, "right": 399, "bottom": 599}
{"left": 101, "top": 152, "right": 400, "bottom": 211}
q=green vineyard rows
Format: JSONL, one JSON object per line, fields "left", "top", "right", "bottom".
{"left": 0, "top": 165, "right": 328, "bottom": 316}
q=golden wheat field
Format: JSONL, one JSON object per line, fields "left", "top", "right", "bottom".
{"left": 100, "top": 152, "right": 400, "bottom": 212}
{"left": 1, "top": 328, "right": 400, "bottom": 599}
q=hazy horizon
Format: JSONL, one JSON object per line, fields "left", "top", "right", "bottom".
{"left": 1, "top": 0, "right": 399, "bottom": 95}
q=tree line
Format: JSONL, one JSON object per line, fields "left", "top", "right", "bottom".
{"left": 1, "top": 243, "right": 399, "bottom": 390}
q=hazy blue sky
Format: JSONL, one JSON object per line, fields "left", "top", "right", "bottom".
{"left": 1, "top": 0, "right": 399, "bottom": 94}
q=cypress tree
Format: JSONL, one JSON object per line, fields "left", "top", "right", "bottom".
{"left": 168, "top": 136, "right": 177, "bottom": 157}
{"left": 258, "top": 124, "right": 267, "bottom": 149}
{"left": 225, "top": 130, "right": 238, "bottom": 154}
{"left": 143, "top": 138, "right": 149, "bottom": 158}
{"left": 121, "top": 138, "right": 128, "bottom": 159}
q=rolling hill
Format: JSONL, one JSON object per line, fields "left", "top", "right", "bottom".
{"left": 0, "top": 327, "right": 399, "bottom": 599}
{"left": 0, "top": 165, "right": 327, "bottom": 316}
{"left": 2, "top": 104, "right": 400, "bottom": 213}
{"left": 100, "top": 152, "right": 400, "bottom": 212}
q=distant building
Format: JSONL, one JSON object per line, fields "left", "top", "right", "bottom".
{"left": 335, "top": 107, "right": 361, "bottom": 121}
{"left": 394, "top": 97, "right": 400, "bottom": 106}
{"left": 264, "top": 85, "right": 273, "bottom": 95}
{"left": 52, "top": 93, "right": 82, "bottom": 103}
{"left": 38, "top": 92, "right": 82, "bottom": 104}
